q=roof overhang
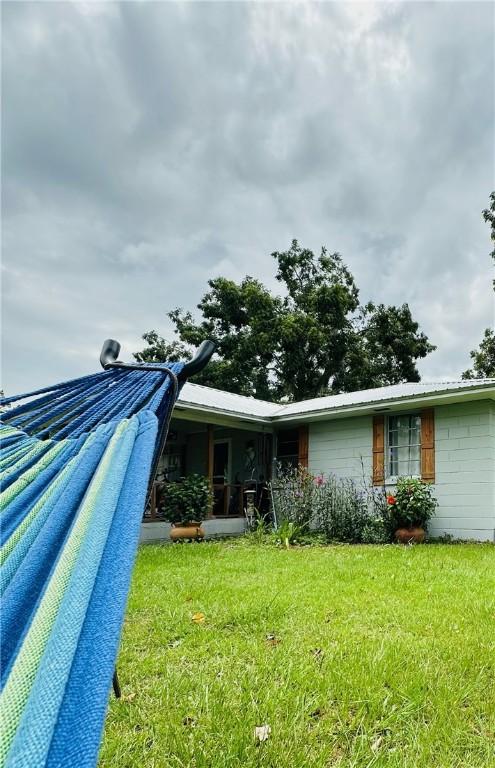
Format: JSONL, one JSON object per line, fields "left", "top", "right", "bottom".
{"left": 172, "top": 402, "right": 273, "bottom": 431}
{"left": 271, "top": 386, "right": 495, "bottom": 425}
{"left": 174, "top": 382, "right": 495, "bottom": 428}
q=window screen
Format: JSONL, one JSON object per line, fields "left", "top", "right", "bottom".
{"left": 387, "top": 414, "right": 421, "bottom": 478}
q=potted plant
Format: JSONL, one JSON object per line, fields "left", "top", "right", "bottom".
{"left": 387, "top": 477, "right": 437, "bottom": 543}
{"left": 160, "top": 474, "right": 211, "bottom": 542}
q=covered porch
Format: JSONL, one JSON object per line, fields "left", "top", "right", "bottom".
{"left": 139, "top": 379, "right": 311, "bottom": 542}
{"left": 141, "top": 414, "right": 274, "bottom": 541}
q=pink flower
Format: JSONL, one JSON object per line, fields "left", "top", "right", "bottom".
{"left": 315, "top": 475, "right": 324, "bottom": 486}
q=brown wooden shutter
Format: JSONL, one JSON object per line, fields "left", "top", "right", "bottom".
{"left": 298, "top": 424, "right": 309, "bottom": 468}
{"left": 420, "top": 408, "right": 435, "bottom": 482}
{"left": 372, "top": 415, "right": 385, "bottom": 485}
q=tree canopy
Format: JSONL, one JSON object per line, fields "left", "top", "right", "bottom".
{"left": 482, "top": 191, "right": 495, "bottom": 289}
{"left": 135, "top": 240, "right": 435, "bottom": 401}
{"left": 461, "top": 192, "right": 495, "bottom": 380}
{"left": 461, "top": 328, "right": 495, "bottom": 380}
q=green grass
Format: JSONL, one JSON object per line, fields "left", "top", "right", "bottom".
{"left": 100, "top": 541, "right": 495, "bottom": 768}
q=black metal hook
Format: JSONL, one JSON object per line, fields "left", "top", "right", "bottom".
{"left": 100, "top": 339, "right": 121, "bottom": 369}
{"left": 179, "top": 340, "right": 216, "bottom": 380}
{"left": 99, "top": 338, "right": 216, "bottom": 381}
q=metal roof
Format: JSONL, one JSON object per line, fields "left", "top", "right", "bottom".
{"left": 177, "top": 382, "right": 277, "bottom": 420}
{"left": 177, "top": 379, "right": 495, "bottom": 424}
{"left": 273, "top": 380, "right": 495, "bottom": 417}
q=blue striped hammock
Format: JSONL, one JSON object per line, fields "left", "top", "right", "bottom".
{"left": 0, "top": 358, "right": 185, "bottom": 768}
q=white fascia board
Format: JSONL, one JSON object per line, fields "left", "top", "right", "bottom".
{"left": 172, "top": 403, "right": 273, "bottom": 430}
{"left": 271, "top": 388, "right": 495, "bottom": 424}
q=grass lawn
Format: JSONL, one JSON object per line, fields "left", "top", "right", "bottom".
{"left": 100, "top": 541, "right": 495, "bottom": 768}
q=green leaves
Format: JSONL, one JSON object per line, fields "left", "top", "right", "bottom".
{"left": 463, "top": 193, "right": 495, "bottom": 376}
{"left": 389, "top": 477, "right": 438, "bottom": 529}
{"left": 481, "top": 190, "right": 495, "bottom": 288}
{"left": 333, "top": 303, "right": 436, "bottom": 393}
{"left": 462, "top": 328, "right": 495, "bottom": 379}
{"left": 133, "top": 331, "right": 190, "bottom": 364}
{"left": 135, "top": 240, "right": 435, "bottom": 401}
{"left": 270, "top": 466, "right": 393, "bottom": 544}
{"left": 161, "top": 474, "right": 212, "bottom": 524}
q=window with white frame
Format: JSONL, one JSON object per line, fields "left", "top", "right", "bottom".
{"left": 386, "top": 414, "right": 421, "bottom": 479}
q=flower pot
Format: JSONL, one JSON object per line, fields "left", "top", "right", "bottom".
{"left": 394, "top": 526, "right": 426, "bottom": 544}
{"left": 170, "top": 522, "right": 205, "bottom": 542}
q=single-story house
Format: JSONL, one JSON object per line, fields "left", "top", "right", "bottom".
{"left": 141, "top": 378, "right": 495, "bottom": 543}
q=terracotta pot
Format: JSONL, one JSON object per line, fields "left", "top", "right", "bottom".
{"left": 395, "top": 526, "right": 426, "bottom": 544}
{"left": 170, "top": 522, "right": 205, "bottom": 542}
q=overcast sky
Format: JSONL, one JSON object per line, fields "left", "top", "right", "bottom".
{"left": 2, "top": 1, "right": 494, "bottom": 396}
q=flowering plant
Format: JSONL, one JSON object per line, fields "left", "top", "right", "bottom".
{"left": 269, "top": 464, "right": 317, "bottom": 531}
{"left": 387, "top": 477, "right": 437, "bottom": 530}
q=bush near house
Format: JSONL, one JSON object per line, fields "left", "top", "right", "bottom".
{"left": 269, "top": 465, "right": 318, "bottom": 532}
{"left": 160, "top": 474, "right": 212, "bottom": 524}
{"left": 386, "top": 477, "right": 438, "bottom": 531}
{"left": 270, "top": 465, "right": 392, "bottom": 544}
{"left": 270, "top": 467, "right": 440, "bottom": 544}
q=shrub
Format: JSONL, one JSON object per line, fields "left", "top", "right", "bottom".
{"left": 270, "top": 464, "right": 392, "bottom": 544}
{"left": 360, "top": 483, "right": 395, "bottom": 543}
{"left": 160, "top": 474, "right": 212, "bottom": 524}
{"left": 315, "top": 476, "right": 391, "bottom": 544}
{"left": 387, "top": 477, "right": 438, "bottom": 530}
{"left": 315, "top": 475, "right": 365, "bottom": 542}
{"left": 269, "top": 464, "right": 318, "bottom": 532}
{"left": 271, "top": 520, "right": 304, "bottom": 548}
{"left": 246, "top": 511, "right": 271, "bottom": 543}
{"left": 361, "top": 514, "right": 392, "bottom": 544}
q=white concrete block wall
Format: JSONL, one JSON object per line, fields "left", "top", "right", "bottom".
{"left": 432, "top": 400, "right": 495, "bottom": 541}
{"left": 307, "top": 400, "right": 495, "bottom": 542}
{"left": 308, "top": 415, "right": 373, "bottom": 483}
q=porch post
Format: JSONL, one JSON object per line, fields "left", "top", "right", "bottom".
{"left": 206, "top": 424, "right": 214, "bottom": 518}
{"left": 150, "top": 481, "right": 157, "bottom": 520}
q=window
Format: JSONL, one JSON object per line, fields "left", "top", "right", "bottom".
{"left": 387, "top": 414, "right": 421, "bottom": 479}
{"left": 276, "top": 428, "right": 300, "bottom": 468}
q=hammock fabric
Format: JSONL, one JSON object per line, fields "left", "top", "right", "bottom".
{"left": 0, "top": 363, "right": 183, "bottom": 768}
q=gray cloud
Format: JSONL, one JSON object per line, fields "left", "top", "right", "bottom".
{"left": 2, "top": 1, "right": 494, "bottom": 394}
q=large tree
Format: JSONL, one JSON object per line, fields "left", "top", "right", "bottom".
{"left": 134, "top": 331, "right": 189, "bottom": 365}
{"left": 482, "top": 191, "right": 495, "bottom": 289}
{"left": 462, "top": 328, "right": 495, "bottom": 380}
{"left": 135, "top": 240, "right": 435, "bottom": 401}
{"left": 461, "top": 192, "right": 495, "bottom": 380}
